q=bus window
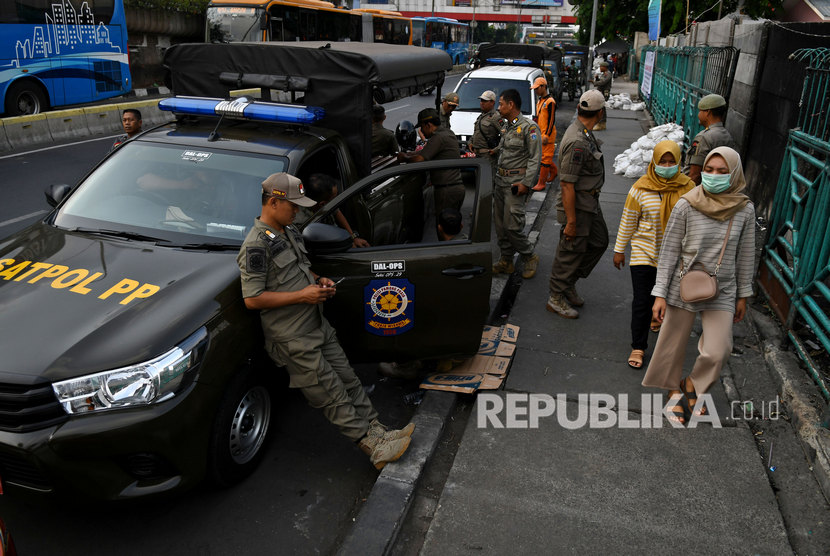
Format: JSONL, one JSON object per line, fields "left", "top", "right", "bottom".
{"left": 206, "top": 6, "right": 264, "bottom": 42}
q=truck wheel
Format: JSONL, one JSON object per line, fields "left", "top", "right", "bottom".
{"left": 5, "top": 81, "right": 47, "bottom": 116}
{"left": 207, "top": 368, "right": 273, "bottom": 487}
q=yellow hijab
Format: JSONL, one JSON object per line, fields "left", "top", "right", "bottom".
{"left": 632, "top": 140, "right": 695, "bottom": 231}
{"left": 683, "top": 146, "right": 750, "bottom": 221}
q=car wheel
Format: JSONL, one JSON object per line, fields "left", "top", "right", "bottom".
{"left": 207, "top": 367, "right": 273, "bottom": 487}
{"left": 5, "top": 80, "right": 47, "bottom": 116}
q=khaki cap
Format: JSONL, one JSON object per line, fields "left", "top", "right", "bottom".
{"left": 443, "top": 92, "right": 459, "bottom": 106}
{"left": 479, "top": 90, "right": 496, "bottom": 102}
{"left": 261, "top": 172, "right": 315, "bottom": 207}
{"left": 415, "top": 108, "right": 441, "bottom": 128}
{"left": 579, "top": 89, "right": 606, "bottom": 110}
{"left": 698, "top": 93, "right": 727, "bottom": 110}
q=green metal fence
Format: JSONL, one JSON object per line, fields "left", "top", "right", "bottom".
{"left": 759, "top": 47, "right": 830, "bottom": 401}
{"left": 638, "top": 46, "right": 740, "bottom": 149}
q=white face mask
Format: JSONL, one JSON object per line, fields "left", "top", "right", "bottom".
{"left": 654, "top": 164, "right": 678, "bottom": 179}
{"left": 701, "top": 172, "right": 731, "bottom": 194}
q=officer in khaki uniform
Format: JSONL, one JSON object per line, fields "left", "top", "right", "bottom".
{"left": 398, "top": 108, "right": 465, "bottom": 236}
{"left": 440, "top": 91, "right": 459, "bottom": 130}
{"left": 546, "top": 90, "right": 610, "bottom": 319}
{"left": 491, "top": 88, "right": 541, "bottom": 279}
{"left": 683, "top": 93, "right": 737, "bottom": 184}
{"left": 237, "top": 172, "right": 413, "bottom": 469}
{"left": 469, "top": 90, "right": 501, "bottom": 171}
{"left": 593, "top": 61, "right": 612, "bottom": 131}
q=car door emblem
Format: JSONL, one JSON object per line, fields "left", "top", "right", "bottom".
{"left": 364, "top": 279, "right": 415, "bottom": 336}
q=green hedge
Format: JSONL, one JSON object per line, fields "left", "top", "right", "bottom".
{"left": 124, "top": 0, "right": 210, "bottom": 15}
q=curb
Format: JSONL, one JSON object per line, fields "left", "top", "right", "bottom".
{"left": 747, "top": 307, "right": 830, "bottom": 503}
{"left": 337, "top": 390, "right": 456, "bottom": 556}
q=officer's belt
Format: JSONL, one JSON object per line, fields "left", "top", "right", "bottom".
{"left": 577, "top": 188, "right": 602, "bottom": 197}
{"left": 475, "top": 148, "right": 491, "bottom": 156}
{"left": 497, "top": 168, "right": 527, "bottom": 176}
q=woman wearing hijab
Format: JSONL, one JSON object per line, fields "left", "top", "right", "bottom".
{"left": 642, "top": 146, "right": 755, "bottom": 425}
{"left": 613, "top": 140, "right": 695, "bottom": 369}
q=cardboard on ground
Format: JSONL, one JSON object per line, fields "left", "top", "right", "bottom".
{"left": 420, "top": 324, "right": 520, "bottom": 393}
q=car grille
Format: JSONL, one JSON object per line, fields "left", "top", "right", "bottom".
{"left": 0, "top": 450, "right": 52, "bottom": 491}
{"left": 0, "top": 382, "right": 68, "bottom": 433}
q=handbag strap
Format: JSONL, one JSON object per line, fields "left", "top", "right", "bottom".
{"left": 680, "top": 217, "right": 734, "bottom": 277}
{"left": 713, "top": 217, "right": 734, "bottom": 275}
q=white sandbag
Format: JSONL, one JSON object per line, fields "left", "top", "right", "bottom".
{"left": 637, "top": 136, "right": 656, "bottom": 150}
{"left": 624, "top": 164, "right": 646, "bottom": 178}
{"left": 667, "top": 130, "right": 685, "bottom": 142}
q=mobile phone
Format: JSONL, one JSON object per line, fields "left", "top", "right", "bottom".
{"left": 332, "top": 277, "right": 346, "bottom": 285}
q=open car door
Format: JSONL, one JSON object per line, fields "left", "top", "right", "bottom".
{"left": 301, "top": 159, "right": 492, "bottom": 363}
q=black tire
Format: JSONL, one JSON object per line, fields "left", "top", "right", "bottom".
{"left": 5, "top": 80, "right": 47, "bottom": 116}
{"left": 207, "top": 368, "right": 273, "bottom": 487}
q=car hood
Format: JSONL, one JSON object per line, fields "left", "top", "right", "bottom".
{"left": 0, "top": 223, "right": 242, "bottom": 384}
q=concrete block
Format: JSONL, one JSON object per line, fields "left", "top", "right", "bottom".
{"left": 2, "top": 113, "right": 52, "bottom": 150}
{"left": 117, "top": 99, "right": 174, "bottom": 128}
{"left": 45, "top": 108, "right": 90, "bottom": 142}
{"left": 0, "top": 119, "right": 13, "bottom": 152}
{"left": 733, "top": 22, "right": 766, "bottom": 56}
{"left": 83, "top": 104, "right": 122, "bottom": 136}
{"left": 734, "top": 52, "right": 758, "bottom": 86}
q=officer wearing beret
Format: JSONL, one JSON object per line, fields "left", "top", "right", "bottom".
{"left": 371, "top": 104, "right": 398, "bottom": 157}
{"left": 546, "top": 90, "right": 610, "bottom": 319}
{"left": 398, "top": 108, "right": 465, "bottom": 236}
{"left": 491, "top": 88, "right": 541, "bottom": 279}
{"left": 237, "top": 172, "right": 413, "bottom": 469}
{"left": 592, "top": 61, "right": 612, "bottom": 131}
{"left": 683, "top": 94, "right": 737, "bottom": 184}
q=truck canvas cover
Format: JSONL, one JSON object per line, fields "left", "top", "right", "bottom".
{"left": 478, "top": 43, "right": 557, "bottom": 69}
{"left": 163, "top": 42, "right": 452, "bottom": 177}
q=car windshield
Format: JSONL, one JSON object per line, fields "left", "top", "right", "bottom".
{"left": 455, "top": 77, "right": 533, "bottom": 115}
{"left": 54, "top": 142, "right": 287, "bottom": 245}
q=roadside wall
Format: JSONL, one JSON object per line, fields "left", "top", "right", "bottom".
{"left": 126, "top": 9, "right": 204, "bottom": 89}
{"left": 687, "top": 19, "right": 830, "bottom": 216}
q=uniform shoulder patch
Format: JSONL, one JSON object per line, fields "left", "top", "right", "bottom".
{"left": 690, "top": 140, "right": 699, "bottom": 155}
{"left": 572, "top": 147, "right": 585, "bottom": 164}
{"left": 246, "top": 247, "right": 266, "bottom": 273}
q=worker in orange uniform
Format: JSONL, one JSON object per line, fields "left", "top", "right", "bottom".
{"left": 531, "top": 76, "right": 557, "bottom": 191}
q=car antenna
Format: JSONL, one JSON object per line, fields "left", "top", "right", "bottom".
{"left": 208, "top": 114, "right": 225, "bottom": 142}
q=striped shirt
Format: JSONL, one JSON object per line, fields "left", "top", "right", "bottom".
{"left": 613, "top": 187, "right": 665, "bottom": 267}
{"left": 652, "top": 199, "right": 756, "bottom": 313}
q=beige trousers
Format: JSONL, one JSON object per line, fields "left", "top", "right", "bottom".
{"left": 642, "top": 305, "right": 733, "bottom": 395}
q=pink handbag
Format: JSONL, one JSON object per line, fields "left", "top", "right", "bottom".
{"left": 678, "top": 218, "right": 733, "bottom": 303}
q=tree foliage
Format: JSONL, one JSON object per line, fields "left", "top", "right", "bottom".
{"left": 572, "top": 0, "right": 784, "bottom": 44}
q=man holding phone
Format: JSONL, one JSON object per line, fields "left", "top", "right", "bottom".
{"left": 237, "top": 172, "right": 414, "bottom": 470}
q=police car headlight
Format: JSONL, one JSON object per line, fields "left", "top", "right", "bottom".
{"left": 52, "top": 328, "right": 207, "bottom": 414}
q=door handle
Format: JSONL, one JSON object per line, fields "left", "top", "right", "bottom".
{"left": 441, "top": 266, "right": 486, "bottom": 278}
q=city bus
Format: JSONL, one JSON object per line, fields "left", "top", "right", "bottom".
{"left": 0, "top": 0, "right": 131, "bottom": 116}
{"left": 206, "top": 0, "right": 411, "bottom": 44}
{"left": 412, "top": 17, "right": 471, "bottom": 65}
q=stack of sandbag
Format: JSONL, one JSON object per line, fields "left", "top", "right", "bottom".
{"left": 605, "top": 93, "right": 645, "bottom": 111}
{"left": 613, "top": 123, "right": 685, "bottom": 178}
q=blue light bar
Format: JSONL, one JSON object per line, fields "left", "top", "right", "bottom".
{"left": 158, "top": 96, "right": 325, "bottom": 125}
{"left": 485, "top": 58, "right": 532, "bottom": 66}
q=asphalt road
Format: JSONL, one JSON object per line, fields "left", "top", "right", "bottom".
{"left": 0, "top": 77, "right": 460, "bottom": 555}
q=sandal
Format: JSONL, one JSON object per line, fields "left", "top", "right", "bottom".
{"left": 666, "top": 392, "right": 687, "bottom": 426}
{"left": 680, "top": 377, "right": 707, "bottom": 416}
{"left": 650, "top": 318, "right": 661, "bottom": 333}
{"left": 627, "top": 349, "right": 645, "bottom": 369}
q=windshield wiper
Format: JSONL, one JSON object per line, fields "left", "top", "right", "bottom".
{"left": 174, "top": 242, "right": 240, "bottom": 251}
{"left": 69, "top": 228, "right": 170, "bottom": 243}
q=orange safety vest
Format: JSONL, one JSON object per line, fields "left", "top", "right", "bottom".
{"left": 535, "top": 95, "right": 556, "bottom": 164}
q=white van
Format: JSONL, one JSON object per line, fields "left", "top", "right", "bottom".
{"left": 450, "top": 64, "right": 546, "bottom": 148}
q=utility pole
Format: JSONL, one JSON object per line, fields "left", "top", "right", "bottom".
{"left": 587, "top": 0, "right": 598, "bottom": 82}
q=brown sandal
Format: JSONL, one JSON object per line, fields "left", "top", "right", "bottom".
{"left": 650, "top": 318, "right": 661, "bottom": 333}
{"left": 627, "top": 349, "right": 645, "bottom": 369}
{"left": 681, "top": 377, "right": 707, "bottom": 416}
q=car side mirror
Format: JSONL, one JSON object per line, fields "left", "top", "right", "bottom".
{"left": 45, "top": 183, "right": 72, "bottom": 207}
{"left": 303, "top": 222, "right": 353, "bottom": 255}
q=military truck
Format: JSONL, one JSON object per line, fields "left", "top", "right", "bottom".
{"left": 0, "top": 42, "right": 496, "bottom": 500}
